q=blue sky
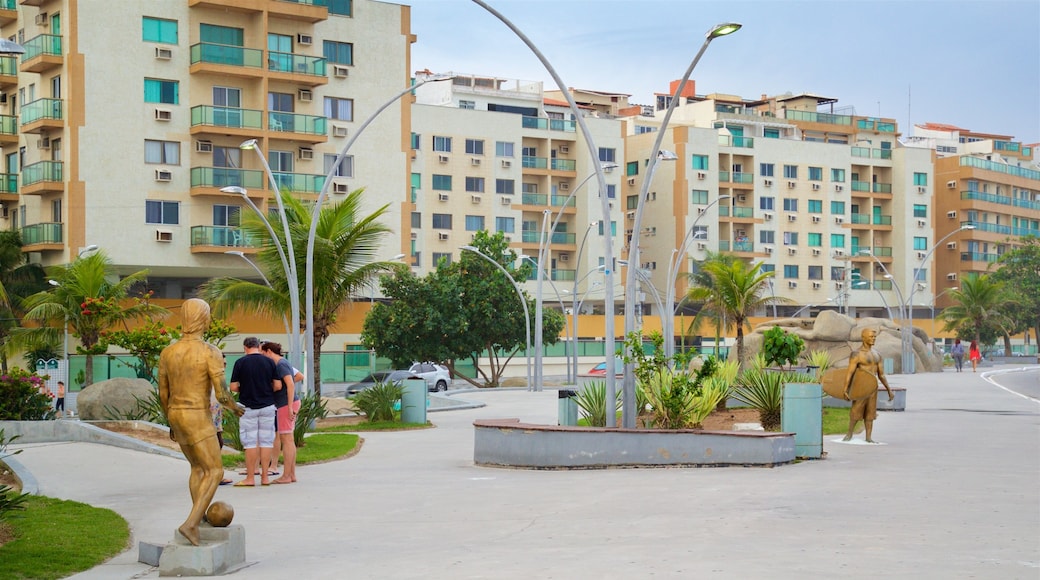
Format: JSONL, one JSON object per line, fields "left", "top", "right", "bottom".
{"left": 408, "top": 0, "right": 1040, "bottom": 145}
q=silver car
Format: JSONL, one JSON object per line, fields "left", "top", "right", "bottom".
{"left": 408, "top": 362, "right": 452, "bottom": 392}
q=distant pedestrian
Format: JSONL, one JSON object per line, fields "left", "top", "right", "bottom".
{"left": 950, "top": 339, "right": 965, "bottom": 372}
{"left": 54, "top": 381, "right": 65, "bottom": 418}
{"left": 262, "top": 341, "right": 300, "bottom": 484}
{"left": 230, "top": 336, "right": 279, "bottom": 487}
{"left": 969, "top": 340, "right": 982, "bottom": 372}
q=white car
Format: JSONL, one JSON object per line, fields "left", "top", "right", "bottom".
{"left": 408, "top": 362, "right": 452, "bottom": 392}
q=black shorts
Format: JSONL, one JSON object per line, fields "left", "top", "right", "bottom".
{"left": 55, "top": 397, "right": 65, "bottom": 411}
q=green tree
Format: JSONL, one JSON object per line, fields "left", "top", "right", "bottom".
{"left": 989, "top": 235, "right": 1040, "bottom": 353}
{"left": 199, "top": 188, "right": 394, "bottom": 397}
{"left": 938, "top": 274, "right": 1006, "bottom": 347}
{"left": 20, "top": 252, "right": 159, "bottom": 386}
{"left": 686, "top": 259, "right": 777, "bottom": 368}
{"left": 0, "top": 231, "right": 48, "bottom": 372}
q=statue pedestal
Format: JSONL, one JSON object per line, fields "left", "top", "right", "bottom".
{"left": 158, "top": 524, "right": 246, "bottom": 577}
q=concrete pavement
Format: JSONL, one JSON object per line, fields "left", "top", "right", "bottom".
{"left": 11, "top": 365, "right": 1040, "bottom": 579}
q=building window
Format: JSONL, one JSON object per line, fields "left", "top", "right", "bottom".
{"left": 760, "top": 230, "right": 775, "bottom": 244}
{"left": 144, "top": 79, "right": 178, "bottom": 104}
{"left": 324, "top": 97, "right": 353, "bottom": 121}
{"left": 464, "top": 215, "right": 485, "bottom": 231}
{"left": 433, "top": 136, "right": 452, "bottom": 153}
{"left": 323, "top": 154, "right": 353, "bottom": 178}
{"left": 783, "top": 198, "right": 798, "bottom": 212}
{"left": 323, "top": 40, "right": 353, "bottom": 65}
{"left": 830, "top": 234, "right": 845, "bottom": 247}
{"left": 831, "top": 201, "right": 845, "bottom": 214}
{"left": 626, "top": 161, "right": 639, "bottom": 176}
{"left": 783, "top": 164, "right": 798, "bottom": 179}
{"left": 146, "top": 200, "right": 179, "bottom": 225}
{"left": 598, "top": 220, "right": 616, "bottom": 236}
{"left": 913, "top": 236, "right": 927, "bottom": 251}
{"left": 760, "top": 196, "right": 775, "bottom": 210}
{"left": 808, "top": 166, "right": 823, "bottom": 181}
{"left": 410, "top": 133, "right": 421, "bottom": 150}
{"left": 783, "top": 232, "right": 798, "bottom": 245}
{"left": 495, "top": 179, "right": 514, "bottom": 194}
{"left": 914, "top": 172, "right": 928, "bottom": 186}
{"left": 760, "top": 163, "right": 774, "bottom": 177}
{"left": 328, "top": 0, "right": 352, "bottom": 16}
{"left": 142, "top": 17, "right": 177, "bottom": 44}
{"left": 432, "top": 214, "right": 452, "bottom": 229}
{"left": 465, "top": 139, "right": 484, "bottom": 155}
{"left": 626, "top": 195, "right": 638, "bottom": 211}
{"left": 411, "top": 212, "right": 421, "bottom": 228}
{"left": 496, "top": 141, "right": 514, "bottom": 157}
{"left": 465, "top": 177, "right": 485, "bottom": 193}
{"left": 783, "top": 265, "right": 799, "bottom": 279}
{"left": 913, "top": 204, "right": 927, "bottom": 218}
{"left": 213, "top": 204, "right": 241, "bottom": 227}
{"left": 691, "top": 189, "right": 708, "bottom": 204}
{"left": 144, "top": 140, "right": 179, "bottom": 165}
{"left": 763, "top": 128, "right": 780, "bottom": 139}
{"left": 691, "top": 155, "right": 709, "bottom": 170}
{"left": 606, "top": 184, "right": 616, "bottom": 199}
{"left": 599, "top": 148, "right": 616, "bottom": 162}
{"left": 807, "top": 199, "right": 822, "bottom": 213}
{"left": 459, "top": 100, "right": 475, "bottom": 110}
{"left": 432, "top": 253, "right": 452, "bottom": 267}
{"left": 831, "top": 168, "right": 846, "bottom": 182}
{"left": 808, "top": 266, "right": 823, "bottom": 280}
{"left": 496, "top": 216, "right": 515, "bottom": 233}
{"left": 808, "top": 232, "right": 822, "bottom": 247}
{"left": 431, "top": 174, "right": 452, "bottom": 191}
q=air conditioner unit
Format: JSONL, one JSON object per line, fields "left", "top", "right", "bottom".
{"left": 559, "top": 145, "right": 570, "bottom": 153}
{"left": 764, "top": 212, "right": 773, "bottom": 221}
{"left": 787, "top": 181, "right": 796, "bottom": 189}
{"left": 811, "top": 215, "right": 821, "bottom": 223}
{"left": 559, "top": 253, "right": 570, "bottom": 262}
{"left": 332, "top": 125, "right": 349, "bottom": 138}
{"left": 154, "top": 47, "right": 173, "bottom": 60}
{"left": 947, "top": 273, "right": 958, "bottom": 281}
{"left": 788, "top": 281, "right": 798, "bottom": 288}
{"left": 812, "top": 183, "right": 820, "bottom": 191}
{"left": 917, "top": 219, "right": 926, "bottom": 228}
{"left": 812, "top": 248, "right": 821, "bottom": 256}
{"left": 155, "top": 230, "right": 173, "bottom": 242}
{"left": 834, "top": 217, "right": 844, "bottom": 224}
{"left": 501, "top": 159, "right": 512, "bottom": 168}
{"left": 470, "top": 195, "right": 481, "bottom": 204}
{"left": 435, "top": 155, "right": 450, "bottom": 164}
{"left": 298, "top": 147, "right": 314, "bottom": 161}
{"left": 833, "top": 249, "right": 845, "bottom": 257}
{"left": 466, "top": 157, "right": 480, "bottom": 166}
{"left": 35, "top": 13, "right": 47, "bottom": 26}
{"left": 501, "top": 196, "right": 511, "bottom": 205}
{"left": 332, "top": 65, "right": 350, "bottom": 78}
{"left": 737, "top": 194, "right": 747, "bottom": 202}
{"left": 788, "top": 247, "right": 797, "bottom": 255}
{"left": 946, "top": 180, "right": 957, "bottom": 189}
{"left": 812, "top": 282, "right": 821, "bottom": 289}
{"left": 36, "top": 137, "right": 50, "bottom": 149}
{"left": 154, "top": 109, "right": 172, "bottom": 121}
{"left": 696, "top": 242, "right": 707, "bottom": 250}
{"left": 765, "top": 246, "right": 773, "bottom": 254}
{"left": 697, "top": 171, "right": 707, "bottom": 180}
{"left": 836, "top": 282, "right": 843, "bottom": 290}
{"left": 625, "top": 211, "right": 635, "bottom": 220}
{"left": 438, "top": 232, "right": 450, "bottom": 241}
{"left": 946, "top": 242, "right": 957, "bottom": 249}
{"left": 946, "top": 211, "right": 957, "bottom": 218}
{"left": 764, "top": 179, "right": 773, "bottom": 187}
{"left": 195, "top": 140, "right": 213, "bottom": 153}
{"left": 697, "top": 207, "right": 706, "bottom": 215}
{"left": 560, "top": 182, "right": 569, "bottom": 190}
{"left": 917, "top": 252, "right": 927, "bottom": 259}
{"left": 298, "top": 88, "right": 313, "bottom": 102}
{"left": 437, "top": 193, "right": 449, "bottom": 202}
{"left": 154, "top": 169, "right": 172, "bottom": 182}
{"left": 917, "top": 186, "right": 927, "bottom": 194}
{"left": 296, "top": 33, "right": 313, "bottom": 45}
{"left": 410, "top": 232, "right": 417, "bottom": 240}
{"left": 835, "top": 185, "right": 844, "bottom": 192}
{"left": 787, "top": 214, "right": 797, "bottom": 222}
{"left": 333, "top": 182, "right": 350, "bottom": 194}
{"left": 627, "top": 177, "right": 636, "bottom": 185}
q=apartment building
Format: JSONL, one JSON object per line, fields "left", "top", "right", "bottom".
{"left": 2, "top": 0, "right": 412, "bottom": 298}
{"left": 906, "top": 123, "right": 1040, "bottom": 309}
{"left": 410, "top": 71, "right": 625, "bottom": 312}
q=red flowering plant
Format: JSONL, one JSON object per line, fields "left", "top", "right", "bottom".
{"left": 0, "top": 367, "right": 56, "bottom": 420}
{"left": 103, "top": 319, "right": 181, "bottom": 384}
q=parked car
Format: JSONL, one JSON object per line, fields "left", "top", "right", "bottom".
{"left": 408, "top": 362, "right": 452, "bottom": 392}
{"left": 346, "top": 370, "right": 425, "bottom": 396}
{"left": 584, "top": 361, "right": 625, "bottom": 378}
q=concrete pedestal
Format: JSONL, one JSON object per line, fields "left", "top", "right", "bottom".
{"left": 158, "top": 524, "right": 246, "bottom": 577}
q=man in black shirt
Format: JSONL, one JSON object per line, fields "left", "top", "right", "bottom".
{"left": 230, "top": 336, "right": 279, "bottom": 486}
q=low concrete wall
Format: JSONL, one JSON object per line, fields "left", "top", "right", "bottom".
{"left": 822, "top": 387, "right": 906, "bottom": 411}
{"left": 0, "top": 420, "right": 184, "bottom": 460}
{"left": 473, "top": 419, "right": 796, "bottom": 469}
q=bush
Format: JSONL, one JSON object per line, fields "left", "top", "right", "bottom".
{"left": 573, "top": 381, "right": 620, "bottom": 427}
{"left": 732, "top": 366, "right": 817, "bottom": 431}
{"left": 222, "top": 408, "right": 242, "bottom": 451}
{"left": 293, "top": 392, "right": 328, "bottom": 447}
{"left": 351, "top": 381, "right": 404, "bottom": 422}
{"left": 103, "top": 388, "right": 168, "bottom": 426}
{"left": 762, "top": 326, "right": 805, "bottom": 369}
{"left": 0, "top": 368, "right": 56, "bottom": 421}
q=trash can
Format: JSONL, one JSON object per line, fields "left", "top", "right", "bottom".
{"left": 781, "top": 382, "right": 822, "bottom": 459}
{"left": 558, "top": 389, "right": 578, "bottom": 426}
{"left": 883, "top": 357, "right": 895, "bottom": 375}
{"left": 400, "top": 379, "right": 428, "bottom": 424}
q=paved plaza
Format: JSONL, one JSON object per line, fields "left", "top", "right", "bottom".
{"left": 12, "top": 365, "right": 1040, "bottom": 579}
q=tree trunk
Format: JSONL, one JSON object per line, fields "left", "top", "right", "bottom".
{"left": 85, "top": 354, "right": 94, "bottom": 386}
{"left": 1002, "top": 333, "right": 1012, "bottom": 356}
{"left": 311, "top": 331, "right": 322, "bottom": 399}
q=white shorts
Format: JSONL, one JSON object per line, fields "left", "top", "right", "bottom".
{"left": 239, "top": 405, "right": 276, "bottom": 449}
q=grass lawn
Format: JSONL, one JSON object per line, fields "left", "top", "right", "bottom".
{"left": 318, "top": 420, "right": 430, "bottom": 432}
{"left": 822, "top": 407, "right": 852, "bottom": 435}
{"left": 0, "top": 496, "right": 129, "bottom": 580}
{"left": 221, "top": 433, "right": 360, "bottom": 469}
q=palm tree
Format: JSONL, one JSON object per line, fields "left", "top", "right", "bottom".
{"left": 199, "top": 188, "right": 394, "bottom": 397}
{"left": 0, "top": 230, "right": 48, "bottom": 371}
{"left": 685, "top": 252, "right": 740, "bottom": 357}
{"left": 686, "top": 259, "right": 778, "bottom": 367}
{"left": 20, "top": 251, "right": 159, "bottom": 386}
{"left": 938, "top": 274, "right": 1006, "bottom": 345}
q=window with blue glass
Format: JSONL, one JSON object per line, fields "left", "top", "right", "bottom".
{"left": 783, "top": 265, "right": 799, "bottom": 279}
{"left": 783, "top": 198, "right": 798, "bottom": 212}
{"left": 411, "top": 212, "right": 420, "bottom": 228}
{"left": 465, "top": 215, "right": 484, "bottom": 231}
{"left": 830, "top": 234, "right": 845, "bottom": 248}
{"left": 808, "top": 232, "right": 822, "bottom": 247}
{"left": 465, "top": 177, "right": 484, "bottom": 193}
{"left": 496, "top": 179, "right": 514, "bottom": 194}
{"left": 465, "top": 139, "right": 484, "bottom": 155}
{"left": 495, "top": 217, "right": 515, "bottom": 233}
{"left": 913, "top": 172, "right": 927, "bottom": 186}
{"left": 496, "top": 141, "right": 514, "bottom": 157}
{"left": 760, "top": 163, "right": 774, "bottom": 177}
{"left": 760, "top": 196, "right": 774, "bottom": 210}
{"left": 432, "top": 214, "right": 452, "bottom": 229}
{"left": 831, "top": 201, "right": 845, "bottom": 214}
{"left": 328, "top": 0, "right": 352, "bottom": 16}
{"left": 626, "top": 161, "right": 639, "bottom": 176}
{"left": 808, "top": 199, "right": 822, "bottom": 213}
{"left": 691, "top": 155, "right": 709, "bottom": 170}
{"left": 760, "top": 263, "right": 775, "bottom": 274}
{"left": 760, "top": 230, "right": 775, "bottom": 244}
{"left": 410, "top": 133, "right": 420, "bottom": 149}
{"left": 323, "top": 40, "right": 353, "bottom": 65}
{"left": 808, "top": 167, "right": 823, "bottom": 181}
{"left": 143, "top": 17, "right": 177, "bottom": 44}
{"left": 831, "top": 168, "right": 845, "bottom": 182}
{"left": 913, "top": 204, "right": 927, "bottom": 218}
{"left": 431, "top": 174, "right": 451, "bottom": 191}
{"left": 599, "top": 148, "right": 616, "bottom": 162}
{"left": 606, "top": 184, "right": 616, "bottom": 199}
{"left": 763, "top": 128, "right": 780, "bottom": 139}
{"left": 913, "top": 237, "right": 927, "bottom": 251}
{"left": 146, "top": 200, "right": 179, "bottom": 225}
{"left": 598, "top": 220, "right": 616, "bottom": 236}
{"left": 783, "top": 164, "right": 798, "bottom": 179}
{"left": 432, "top": 136, "right": 451, "bottom": 152}
{"left": 692, "top": 189, "right": 708, "bottom": 204}
{"left": 808, "top": 266, "right": 823, "bottom": 280}
{"left": 144, "top": 79, "right": 178, "bottom": 104}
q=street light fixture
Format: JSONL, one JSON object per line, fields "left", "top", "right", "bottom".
{"left": 520, "top": 253, "right": 568, "bottom": 383}
{"left": 621, "top": 21, "right": 742, "bottom": 427}
{"left": 461, "top": 245, "right": 532, "bottom": 390}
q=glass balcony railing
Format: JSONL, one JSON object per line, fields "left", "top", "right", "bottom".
{"left": 853, "top": 246, "right": 892, "bottom": 257}
{"left": 519, "top": 231, "right": 575, "bottom": 244}
{"left": 549, "top": 232, "right": 576, "bottom": 244}
{"left": 872, "top": 148, "right": 893, "bottom": 159}
{"left": 550, "top": 119, "right": 575, "bottom": 132}
{"left": 276, "top": 0, "right": 329, "bottom": 5}
{"left": 190, "top": 226, "right": 259, "bottom": 248}
{"left": 550, "top": 269, "right": 576, "bottom": 282}
{"left": 851, "top": 147, "right": 871, "bottom": 158}
{"left": 550, "top": 158, "right": 576, "bottom": 171}
{"left": 851, "top": 180, "right": 870, "bottom": 192}
{"left": 191, "top": 106, "right": 263, "bottom": 130}
{"left": 731, "top": 206, "right": 755, "bottom": 218}
{"left": 550, "top": 194, "right": 576, "bottom": 207}
{"left": 21, "top": 222, "right": 62, "bottom": 245}
{"left": 962, "top": 190, "right": 1040, "bottom": 211}
{"left": 521, "top": 193, "right": 547, "bottom": 206}
{"left": 272, "top": 172, "right": 324, "bottom": 194}
{"left": 190, "top": 167, "right": 266, "bottom": 189}
{"left": 732, "top": 241, "right": 754, "bottom": 252}
{"left": 21, "top": 34, "right": 62, "bottom": 62}
{"left": 190, "top": 43, "right": 264, "bottom": 69}
{"left": 850, "top": 213, "right": 870, "bottom": 224}
{"left": 269, "top": 111, "right": 328, "bottom": 135}
{"left": 0, "top": 114, "right": 16, "bottom": 136}
{"left": 872, "top": 182, "right": 892, "bottom": 193}
{"left": 785, "top": 109, "right": 852, "bottom": 125}
{"left": 20, "top": 98, "right": 62, "bottom": 124}
{"left": 873, "top": 280, "right": 893, "bottom": 290}
{"left": 0, "top": 172, "right": 16, "bottom": 194}
{"left": 519, "top": 116, "right": 576, "bottom": 132}
{"left": 963, "top": 220, "right": 1040, "bottom": 237}
{"left": 266, "top": 51, "right": 327, "bottom": 76}
{"left": 872, "top": 215, "right": 892, "bottom": 225}
{"left": 0, "top": 56, "right": 15, "bottom": 76}
{"left": 522, "top": 156, "right": 548, "bottom": 169}
{"left": 960, "top": 252, "right": 999, "bottom": 263}
{"left": 719, "top": 171, "right": 730, "bottom": 182}
{"left": 718, "top": 135, "right": 755, "bottom": 148}
{"left": 718, "top": 205, "right": 730, "bottom": 217}
{"left": 21, "top": 160, "right": 62, "bottom": 186}
{"left": 960, "top": 156, "right": 1040, "bottom": 181}
{"left": 0, "top": 0, "right": 15, "bottom": 10}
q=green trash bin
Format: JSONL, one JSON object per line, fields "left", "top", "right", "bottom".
{"left": 400, "top": 379, "right": 428, "bottom": 424}
{"left": 781, "top": 382, "right": 822, "bottom": 459}
{"left": 558, "top": 389, "right": 578, "bottom": 426}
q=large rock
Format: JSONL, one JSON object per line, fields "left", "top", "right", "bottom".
{"left": 76, "top": 378, "right": 156, "bottom": 420}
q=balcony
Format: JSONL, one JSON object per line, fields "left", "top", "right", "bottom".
{"left": 190, "top": 43, "right": 265, "bottom": 79}
{"left": 962, "top": 220, "right": 1040, "bottom": 238}
{"left": 190, "top": 226, "right": 260, "bottom": 253}
{"left": 960, "top": 155, "right": 1040, "bottom": 181}
{"left": 270, "top": 0, "right": 329, "bottom": 22}
{"left": 520, "top": 117, "right": 576, "bottom": 132}
{"left": 20, "top": 34, "right": 62, "bottom": 73}
{"left": 960, "top": 251, "right": 999, "bottom": 265}
{"left": 851, "top": 147, "right": 891, "bottom": 160}
{"left": 961, "top": 190, "right": 1040, "bottom": 211}
{"left": 550, "top": 158, "right": 576, "bottom": 172}
{"left": 21, "top": 161, "right": 63, "bottom": 195}
{"left": 718, "top": 135, "right": 754, "bottom": 148}
{"left": 521, "top": 193, "right": 548, "bottom": 206}
{"left": 20, "top": 98, "right": 63, "bottom": 134}
{"left": 0, "top": 172, "right": 16, "bottom": 202}
{"left": 268, "top": 111, "right": 329, "bottom": 143}
{"left": 784, "top": 110, "right": 852, "bottom": 126}
{"left": 872, "top": 182, "right": 892, "bottom": 194}
{"left": 266, "top": 52, "right": 328, "bottom": 86}
{"left": 851, "top": 180, "right": 870, "bottom": 192}
{"left": 718, "top": 205, "right": 755, "bottom": 219}
{"left": 21, "top": 222, "right": 62, "bottom": 251}
{"left": 849, "top": 213, "right": 891, "bottom": 226}
{"left": 0, "top": 56, "right": 16, "bottom": 89}
{"left": 520, "top": 231, "right": 576, "bottom": 245}
{"left": 190, "top": 167, "right": 266, "bottom": 196}
{"left": 190, "top": 106, "right": 263, "bottom": 137}
{"left": 851, "top": 246, "right": 893, "bottom": 257}
{"left": 856, "top": 118, "right": 896, "bottom": 133}
{"left": 0, "top": 114, "right": 16, "bottom": 145}
{"left": 0, "top": 0, "right": 15, "bottom": 26}
{"left": 550, "top": 194, "right": 576, "bottom": 208}
{"left": 522, "top": 156, "right": 548, "bottom": 170}
{"left": 272, "top": 172, "right": 324, "bottom": 194}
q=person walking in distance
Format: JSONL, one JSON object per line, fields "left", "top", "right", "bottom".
{"left": 262, "top": 341, "right": 300, "bottom": 484}
{"left": 950, "top": 339, "right": 965, "bottom": 372}
{"left": 230, "top": 336, "right": 279, "bottom": 486}
{"left": 969, "top": 340, "right": 982, "bottom": 372}
{"left": 54, "top": 381, "right": 65, "bottom": 418}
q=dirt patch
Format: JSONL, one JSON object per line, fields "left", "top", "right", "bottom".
{"left": 0, "top": 465, "right": 19, "bottom": 491}
{"left": 0, "top": 522, "right": 13, "bottom": 548}
{"left": 94, "top": 423, "right": 182, "bottom": 452}
{"left": 316, "top": 415, "right": 366, "bottom": 429}
{"left": 700, "top": 407, "right": 763, "bottom": 430}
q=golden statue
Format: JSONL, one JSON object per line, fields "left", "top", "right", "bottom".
{"left": 840, "top": 328, "right": 894, "bottom": 443}
{"left": 158, "top": 298, "right": 243, "bottom": 546}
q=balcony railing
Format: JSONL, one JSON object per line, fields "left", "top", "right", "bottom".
{"left": 190, "top": 226, "right": 259, "bottom": 248}
{"left": 960, "top": 156, "right": 1040, "bottom": 181}
{"left": 718, "top": 135, "right": 755, "bottom": 148}
{"left": 719, "top": 171, "right": 753, "bottom": 183}
{"left": 190, "top": 43, "right": 265, "bottom": 69}
{"left": 550, "top": 194, "right": 576, "bottom": 207}
{"left": 550, "top": 158, "right": 576, "bottom": 171}
{"left": 0, "top": 172, "right": 16, "bottom": 194}
{"left": 962, "top": 220, "right": 1040, "bottom": 237}
{"left": 520, "top": 116, "right": 576, "bottom": 132}
{"left": 20, "top": 98, "right": 62, "bottom": 124}
{"left": 0, "top": 114, "right": 16, "bottom": 136}
{"left": 961, "top": 190, "right": 1040, "bottom": 211}
{"left": 190, "top": 167, "right": 266, "bottom": 189}
{"left": 785, "top": 109, "right": 852, "bottom": 125}
{"left": 266, "top": 51, "right": 327, "bottom": 76}
{"left": 21, "top": 160, "right": 62, "bottom": 186}
{"left": 519, "top": 231, "right": 576, "bottom": 245}
{"left": 522, "top": 156, "right": 548, "bottom": 169}
{"left": 0, "top": 0, "right": 14, "bottom": 10}
{"left": 873, "top": 215, "right": 892, "bottom": 225}
{"left": 21, "top": 222, "right": 62, "bottom": 245}
{"left": 191, "top": 106, "right": 263, "bottom": 130}
{"left": 851, "top": 180, "right": 870, "bottom": 192}
{"left": 872, "top": 148, "right": 893, "bottom": 159}
{"left": 521, "top": 193, "right": 547, "bottom": 206}
{"left": 21, "top": 34, "right": 62, "bottom": 62}
{"left": 523, "top": 268, "right": 577, "bottom": 282}
{"left": 872, "top": 182, "right": 892, "bottom": 193}
{"left": 850, "top": 213, "right": 891, "bottom": 226}
{"left": 269, "top": 111, "right": 328, "bottom": 135}
{"left": 872, "top": 280, "right": 893, "bottom": 290}
{"left": 0, "top": 55, "right": 15, "bottom": 76}
{"left": 960, "top": 252, "right": 999, "bottom": 263}
{"left": 272, "top": 172, "right": 324, "bottom": 194}
{"left": 856, "top": 118, "right": 896, "bottom": 133}
{"left": 851, "top": 246, "right": 893, "bottom": 257}
{"left": 732, "top": 241, "right": 754, "bottom": 252}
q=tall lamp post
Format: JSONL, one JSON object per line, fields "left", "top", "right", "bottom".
{"left": 461, "top": 245, "right": 532, "bottom": 390}
{"left": 520, "top": 254, "right": 569, "bottom": 383}
{"left": 663, "top": 194, "right": 731, "bottom": 361}
{"left": 622, "top": 22, "right": 742, "bottom": 428}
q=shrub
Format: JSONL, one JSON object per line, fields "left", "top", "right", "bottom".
{"left": 0, "top": 429, "right": 28, "bottom": 522}
{"left": 732, "top": 367, "right": 816, "bottom": 430}
{"left": 103, "top": 388, "right": 168, "bottom": 426}
{"left": 0, "top": 368, "right": 56, "bottom": 421}
{"left": 293, "top": 392, "right": 329, "bottom": 447}
{"left": 762, "top": 326, "right": 805, "bottom": 369}
{"left": 222, "top": 407, "right": 243, "bottom": 451}
{"left": 573, "top": 380, "right": 620, "bottom": 427}
{"left": 803, "top": 349, "right": 832, "bottom": 378}
{"left": 351, "top": 381, "right": 404, "bottom": 422}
